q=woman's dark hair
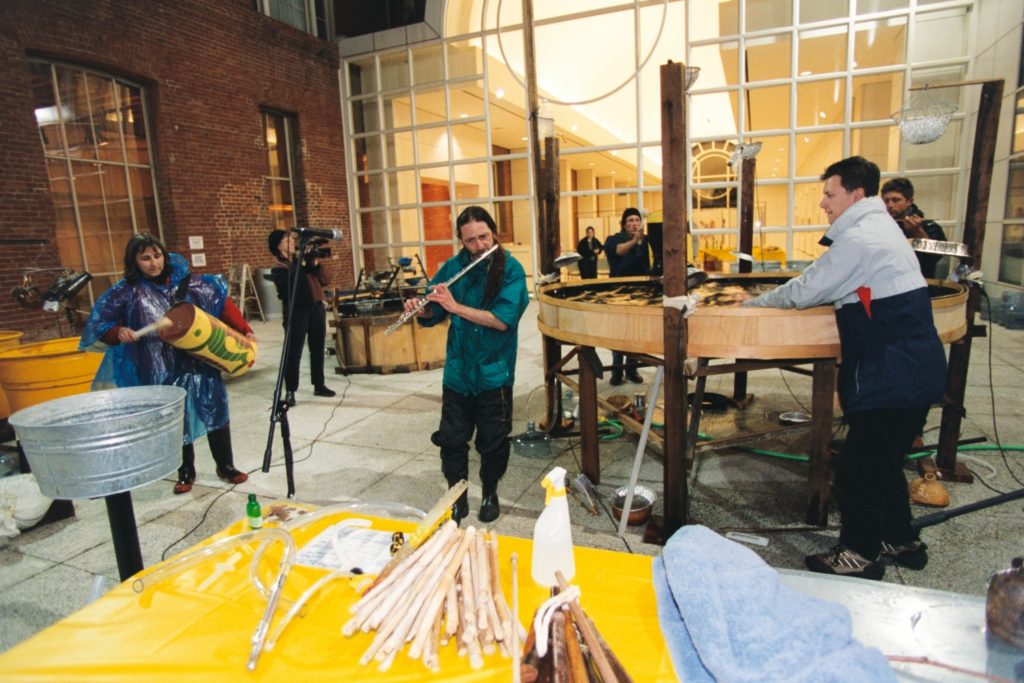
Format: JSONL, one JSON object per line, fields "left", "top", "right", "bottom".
{"left": 456, "top": 205, "right": 505, "bottom": 306}
{"left": 123, "top": 232, "right": 171, "bottom": 282}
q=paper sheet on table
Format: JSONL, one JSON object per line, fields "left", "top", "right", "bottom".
{"left": 294, "top": 523, "right": 393, "bottom": 574}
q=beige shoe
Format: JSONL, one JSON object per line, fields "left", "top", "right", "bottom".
{"left": 909, "top": 472, "right": 950, "bottom": 507}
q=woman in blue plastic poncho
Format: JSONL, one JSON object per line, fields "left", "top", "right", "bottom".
{"left": 79, "top": 233, "right": 255, "bottom": 494}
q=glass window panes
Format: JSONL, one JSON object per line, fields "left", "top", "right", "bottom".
{"left": 348, "top": 58, "right": 377, "bottom": 96}
{"left": 745, "top": 0, "right": 792, "bottom": 32}
{"left": 901, "top": 175, "right": 955, "bottom": 223}
{"left": 798, "top": 26, "right": 848, "bottom": 76}
{"left": 851, "top": 125, "right": 898, "bottom": 171}
{"left": 353, "top": 134, "right": 384, "bottom": 172}
{"left": 359, "top": 172, "right": 387, "bottom": 208}
{"left": 447, "top": 39, "right": 483, "bottom": 80}
{"left": 851, "top": 72, "right": 903, "bottom": 122}
{"left": 748, "top": 85, "right": 791, "bottom": 131}
{"left": 799, "top": 0, "right": 849, "bottom": 24}
{"left": 449, "top": 81, "right": 485, "bottom": 120}
{"left": 795, "top": 131, "right": 843, "bottom": 177}
{"left": 913, "top": 9, "right": 968, "bottom": 62}
{"left": 754, "top": 183, "right": 789, "bottom": 228}
{"left": 757, "top": 134, "right": 791, "bottom": 180}
{"left": 385, "top": 129, "right": 415, "bottom": 168}
{"left": 794, "top": 180, "right": 828, "bottom": 226}
{"left": 857, "top": 0, "right": 909, "bottom": 12}
{"left": 798, "top": 78, "right": 845, "bottom": 127}
{"left": 452, "top": 162, "right": 492, "bottom": 200}
{"left": 413, "top": 44, "right": 444, "bottom": 84}
{"left": 352, "top": 97, "right": 380, "bottom": 134}
{"left": 383, "top": 92, "right": 413, "bottom": 129}
{"left": 391, "top": 207, "right": 421, "bottom": 243}
{"left": 379, "top": 51, "right": 411, "bottom": 91}
{"left": 387, "top": 169, "right": 419, "bottom": 205}
{"left": 746, "top": 33, "right": 791, "bottom": 82}
{"left": 694, "top": 42, "right": 740, "bottom": 87}
{"left": 30, "top": 60, "right": 160, "bottom": 298}
{"left": 854, "top": 17, "right": 907, "bottom": 70}
{"left": 414, "top": 86, "right": 448, "bottom": 126}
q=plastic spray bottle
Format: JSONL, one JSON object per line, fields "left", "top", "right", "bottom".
{"left": 531, "top": 466, "right": 575, "bottom": 587}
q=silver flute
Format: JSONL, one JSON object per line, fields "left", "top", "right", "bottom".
{"left": 385, "top": 243, "right": 499, "bottom": 336}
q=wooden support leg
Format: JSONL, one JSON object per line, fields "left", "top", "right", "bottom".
{"left": 806, "top": 359, "right": 836, "bottom": 526}
{"left": 540, "top": 334, "right": 563, "bottom": 431}
{"left": 935, "top": 332, "right": 976, "bottom": 482}
{"left": 686, "top": 361, "right": 708, "bottom": 471}
{"left": 578, "top": 346, "right": 602, "bottom": 485}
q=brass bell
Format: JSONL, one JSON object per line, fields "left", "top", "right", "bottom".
{"left": 986, "top": 556, "right": 1024, "bottom": 649}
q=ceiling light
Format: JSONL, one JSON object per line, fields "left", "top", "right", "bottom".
{"left": 589, "top": 163, "right": 595, "bottom": 167}
{"left": 571, "top": 123, "right": 578, "bottom": 132}
{"left": 459, "top": 113, "right": 468, "bottom": 118}
{"left": 803, "top": 136, "right": 810, "bottom": 142}
{"left": 496, "top": 88, "right": 505, "bottom": 98}
{"left": 819, "top": 111, "right": 826, "bottom": 119}
{"left": 521, "top": 136, "right": 528, "bottom": 141}
{"left": 611, "top": 171, "right": 616, "bottom": 175}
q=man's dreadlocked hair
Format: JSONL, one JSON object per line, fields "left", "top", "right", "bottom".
{"left": 456, "top": 205, "right": 505, "bottom": 306}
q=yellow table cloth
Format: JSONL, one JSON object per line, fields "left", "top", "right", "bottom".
{"left": 0, "top": 511, "right": 677, "bottom": 681}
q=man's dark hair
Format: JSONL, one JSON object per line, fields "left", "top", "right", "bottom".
{"left": 455, "top": 205, "right": 505, "bottom": 305}
{"left": 268, "top": 229, "right": 288, "bottom": 257}
{"left": 123, "top": 232, "right": 171, "bottom": 282}
{"left": 586, "top": 226, "right": 595, "bottom": 234}
{"left": 880, "top": 177, "right": 914, "bottom": 200}
{"left": 821, "top": 156, "right": 880, "bottom": 197}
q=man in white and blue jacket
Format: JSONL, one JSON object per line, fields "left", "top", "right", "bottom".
{"left": 745, "top": 156, "right": 946, "bottom": 580}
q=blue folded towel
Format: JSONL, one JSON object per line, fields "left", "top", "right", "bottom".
{"left": 653, "top": 525, "right": 896, "bottom": 682}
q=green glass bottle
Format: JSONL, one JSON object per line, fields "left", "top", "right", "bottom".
{"left": 246, "top": 493, "right": 262, "bottom": 530}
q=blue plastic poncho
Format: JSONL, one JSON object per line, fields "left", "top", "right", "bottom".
{"left": 79, "top": 254, "right": 230, "bottom": 445}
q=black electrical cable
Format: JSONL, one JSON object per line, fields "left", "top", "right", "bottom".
{"left": 160, "top": 373, "right": 353, "bottom": 560}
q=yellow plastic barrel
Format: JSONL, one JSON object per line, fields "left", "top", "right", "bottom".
{"left": 0, "top": 337, "right": 101, "bottom": 414}
{"left": 0, "top": 330, "right": 25, "bottom": 419}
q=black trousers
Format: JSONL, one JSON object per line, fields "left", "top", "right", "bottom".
{"left": 282, "top": 302, "right": 326, "bottom": 391}
{"left": 611, "top": 350, "right": 639, "bottom": 378}
{"left": 180, "top": 423, "right": 235, "bottom": 473}
{"left": 837, "top": 406, "right": 929, "bottom": 559}
{"left": 579, "top": 260, "right": 598, "bottom": 279}
{"left": 432, "top": 386, "right": 513, "bottom": 489}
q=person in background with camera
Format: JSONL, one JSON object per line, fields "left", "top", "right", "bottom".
{"left": 268, "top": 229, "right": 335, "bottom": 406}
{"left": 576, "top": 226, "right": 603, "bottom": 279}
{"left": 404, "top": 206, "right": 529, "bottom": 524}
{"left": 881, "top": 177, "right": 947, "bottom": 278}
{"left": 603, "top": 207, "right": 649, "bottom": 385}
{"left": 79, "top": 233, "right": 253, "bottom": 494}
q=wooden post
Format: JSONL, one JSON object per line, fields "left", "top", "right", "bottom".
{"left": 807, "top": 359, "right": 836, "bottom": 526}
{"left": 732, "top": 155, "right": 756, "bottom": 406}
{"left": 647, "top": 61, "right": 690, "bottom": 544}
{"left": 578, "top": 346, "right": 601, "bottom": 483}
{"left": 936, "top": 79, "right": 1003, "bottom": 479}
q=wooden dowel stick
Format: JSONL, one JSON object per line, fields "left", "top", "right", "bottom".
{"left": 512, "top": 553, "right": 522, "bottom": 683}
{"left": 554, "top": 570, "right": 618, "bottom": 683}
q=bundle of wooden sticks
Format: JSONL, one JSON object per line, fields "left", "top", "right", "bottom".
{"left": 343, "top": 520, "right": 525, "bottom": 673}
{"left": 520, "top": 570, "right": 633, "bottom": 683}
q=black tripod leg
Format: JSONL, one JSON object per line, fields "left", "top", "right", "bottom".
{"left": 912, "top": 488, "right": 1024, "bottom": 531}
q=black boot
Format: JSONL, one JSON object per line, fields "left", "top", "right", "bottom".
{"left": 209, "top": 425, "right": 248, "bottom": 485}
{"left": 174, "top": 446, "right": 196, "bottom": 495}
{"left": 479, "top": 483, "right": 500, "bottom": 523}
{"left": 451, "top": 491, "right": 469, "bottom": 525}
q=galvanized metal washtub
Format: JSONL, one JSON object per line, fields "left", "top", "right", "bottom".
{"left": 8, "top": 386, "right": 186, "bottom": 499}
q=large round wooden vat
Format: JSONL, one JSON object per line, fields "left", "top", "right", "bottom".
{"left": 537, "top": 274, "right": 968, "bottom": 360}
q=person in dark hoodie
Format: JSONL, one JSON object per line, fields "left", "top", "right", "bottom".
{"left": 745, "top": 156, "right": 946, "bottom": 580}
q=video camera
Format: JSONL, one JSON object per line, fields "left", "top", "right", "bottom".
{"left": 306, "top": 237, "right": 331, "bottom": 259}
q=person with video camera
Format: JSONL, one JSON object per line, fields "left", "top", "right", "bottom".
{"left": 268, "top": 229, "right": 335, "bottom": 406}
{"left": 881, "top": 177, "right": 947, "bottom": 278}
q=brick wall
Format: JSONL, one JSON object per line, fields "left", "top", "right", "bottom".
{"left": 0, "top": 0, "right": 353, "bottom": 340}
